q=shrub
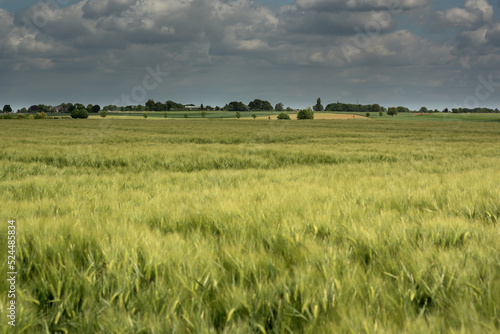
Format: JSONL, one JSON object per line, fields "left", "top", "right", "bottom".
{"left": 297, "top": 109, "right": 314, "bottom": 120}
{"left": 184, "top": 113, "right": 189, "bottom": 118}
{"left": 100, "top": 110, "right": 108, "bottom": 118}
{"left": 277, "top": 113, "right": 291, "bottom": 120}
{"left": 143, "top": 113, "right": 148, "bottom": 119}
{"left": 201, "top": 111, "right": 207, "bottom": 118}
{"left": 366, "top": 112, "right": 370, "bottom": 117}
{"left": 35, "top": 112, "right": 48, "bottom": 119}
{"left": 379, "top": 111, "right": 384, "bottom": 117}
{"left": 236, "top": 112, "right": 241, "bottom": 119}
{"left": 252, "top": 114, "right": 257, "bottom": 119}
{"left": 71, "top": 109, "right": 88, "bottom": 119}
{"left": 164, "top": 112, "right": 168, "bottom": 118}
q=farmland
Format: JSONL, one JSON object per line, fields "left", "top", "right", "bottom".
{"left": 1, "top": 118, "right": 500, "bottom": 333}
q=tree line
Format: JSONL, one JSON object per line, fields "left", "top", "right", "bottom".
{"left": 2, "top": 98, "right": 499, "bottom": 116}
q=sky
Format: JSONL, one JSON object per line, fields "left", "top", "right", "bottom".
{"left": 1, "top": 0, "right": 500, "bottom": 111}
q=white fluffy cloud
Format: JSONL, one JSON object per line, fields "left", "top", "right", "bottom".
{"left": 434, "top": 0, "right": 494, "bottom": 29}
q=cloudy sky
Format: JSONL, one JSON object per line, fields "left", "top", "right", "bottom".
{"left": 1, "top": 0, "right": 500, "bottom": 111}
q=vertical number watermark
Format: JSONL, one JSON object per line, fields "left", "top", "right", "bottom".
{"left": 7, "top": 220, "right": 17, "bottom": 327}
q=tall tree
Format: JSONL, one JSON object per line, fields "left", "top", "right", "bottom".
{"left": 3, "top": 105, "right": 12, "bottom": 112}
{"left": 313, "top": 98, "right": 324, "bottom": 112}
{"left": 275, "top": 103, "right": 284, "bottom": 112}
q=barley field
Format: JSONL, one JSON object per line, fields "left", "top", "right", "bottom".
{"left": 1, "top": 118, "right": 499, "bottom": 333}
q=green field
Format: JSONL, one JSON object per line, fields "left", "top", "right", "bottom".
{"left": 39, "top": 110, "right": 500, "bottom": 122}
{"left": 1, "top": 119, "right": 500, "bottom": 333}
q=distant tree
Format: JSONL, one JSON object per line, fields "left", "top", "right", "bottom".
{"left": 226, "top": 101, "right": 249, "bottom": 111}
{"left": 387, "top": 107, "right": 398, "bottom": 117}
{"left": 37, "top": 105, "right": 47, "bottom": 113}
{"left": 215, "top": 106, "right": 221, "bottom": 111}
{"left": 252, "top": 114, "right": 257, "bottom": 119}
{"left": 145, "top": 99, "right": 155, "bottom": 111}
{"left": 100, "top": 110, "right": 107, "bottom": 118}
{"left": 249, "top": 99, "right": 273, "bottom": 111}
{"left": 366, "top": 112, "right": 370, "bottom": 117}
{"left": 249, "top": 99, "right": 261, "bottom": 110}
{"left": 20, "top": 107, "right": 28, "bottom": 113}
{"left": 277, "top": 113, "right": 291, "bottom": 120}
{"left": 154, "top": 101, "right": 163, "bottom": 111}
{"left": 165, "top": 101, "right": 173, "bottom": 111}
{"left": 313, "top": 98, "right": 324, "bottom": 112}
{"left": 200, "top": 104, "right": 204, "bottom": 111}
{"left": 379, "top": 111, "right": 383, "bottom": 117}
{"left": 184, "top": 113, "right": 189, "bottom": 118}
{"left": 297, "top": 108, "right": 314, "bottom": 120}
{"left": 419, "top": 107, "right": 428, "bottom": 113}
{"left": 92, "top": 105, "right": 101, "bottom": 113}
{"left": 143, "top": 113, "right": 148, "bottom": 119}
{"left": 87, "top": 104, "right": 93, "bottom": 112}
{"left": 443, "top": 108, "right": 449, "bottom": 113}
{"left": 71, "top": 109, "right": 88, "bottom": 119}
{"left": 164, "top": 112, "right": 168, "bottom": 118}
{"left": 29, "top": 105, "right": 39, "bottom": 113}
{"left": 3, "top": 105, "right": 12, "bottom": 112}
{"left": 275, "top": 103, "right": 284, "bottom": 112}
{"left": 397, "top": 106, "right": 409, "bottom": 114}
{"left": 369, "top": 104, "right": 381, "bottom": 113}
{"left": 262, "top": 101, "right": 273, "bottom": 111}
{"left": 286, "top": 107, "right": 293, "bottom": 111}
{"left": 201, "top": 111, "right": 207, "bottom": 118}
{"left": 236, "top": 111, "right": 241, "bottom": 119}
{"left": 452, "top": 108, "right": 459, "bottom": 113}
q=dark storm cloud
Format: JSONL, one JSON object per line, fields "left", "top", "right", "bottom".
{"left": 82, "top": 0, "right": 136, "bottom": 19}
{"left": 0, "top": 0, "right": 499, "bottom": 111}
{"left": 279, "top": 9, "right": 395, "bottom": 36}
{"left": 294, "top": 0, "right": 432, "bottom": 12}
{"left": 486, "top": 23, "right": 500, "bottom": 45}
